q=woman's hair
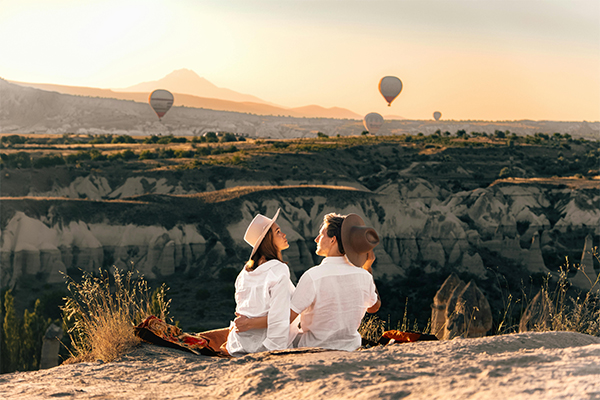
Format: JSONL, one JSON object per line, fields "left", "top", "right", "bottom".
{"left": 323, "top": 213, "right": 345, "bottom": 255}
{"left": 245, "top": 226, "right": 283, "bottom": 270}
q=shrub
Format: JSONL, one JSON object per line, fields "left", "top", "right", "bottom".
{"left": 204, "top": 132, "right": 218, "bottom": 143}
{"left": 138, "top": 150, "right": 156, "bottom": 160}
{"left": 499, "top": 167, "right": 513, "bottom": 178}
{"left": 219, "top": 133, "right": 237, "bottom": 143}
{"left": 62, "top": 269, "right": 170, "bottom": 363}
{"left": 121, "top": 149, "right": 137, "bottom": 160}
{"left": 0, "top": 152, "right": 31, "bottom": 168}
{"left": 111, "top": 135, "right": 135, "bottom": 144}
{"left": 33, "top": 155, "right": 65, "bottom": 168}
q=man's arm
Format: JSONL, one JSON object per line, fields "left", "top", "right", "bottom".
{"left": 366, "top": 288, "right": 381, "bottom": 313}
{"left": 363, "top": 250, "right": 381, "bottom": 313}
{"left": 234, "top": 309, "right": 299, "bottom": 332}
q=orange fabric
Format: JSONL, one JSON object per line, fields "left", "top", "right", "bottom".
{"left": 136, "top": 316, "right": 208, "bottom": 353}
{"left": 381, "top": 330, "right": 424, "bottom": 343}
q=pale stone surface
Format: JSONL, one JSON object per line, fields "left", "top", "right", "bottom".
{"left": 431, "top": 273, "right": 465, "bottom": 339}
{"left": 445, "top": 281, "right": 492, "bottom": 340}
{"left": 39, "top": 324, "right": 63, "bottom": 370}
{"left": 570, "top": 234, "right": 599, "bottom": 291}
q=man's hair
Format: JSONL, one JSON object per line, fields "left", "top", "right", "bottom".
{"left": 245, "top": 227, "right": 282, "bottom": 270}
{"left": 323, "top": 213, "right": 345, "bottom": 255}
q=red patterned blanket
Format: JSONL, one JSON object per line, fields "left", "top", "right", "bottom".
{"left": 135, "top": 316, "right": 219, "bottom": 356}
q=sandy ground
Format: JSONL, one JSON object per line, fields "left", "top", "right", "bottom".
{"left": 1, "top": 331, "right": 599, "bottom": 400}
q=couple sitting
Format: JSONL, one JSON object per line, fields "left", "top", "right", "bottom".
{"left": 203, "top": 209, "right": 381, "bottom": 357}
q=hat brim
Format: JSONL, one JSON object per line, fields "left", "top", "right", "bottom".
{"left": 248, "top": 208, "right": 280, "bottom": 260}
{"left": 341, "top": 214, "right": 379, "bottom": 267}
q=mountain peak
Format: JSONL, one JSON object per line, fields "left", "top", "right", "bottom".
{"left": 118, "top": 69, "right": 275, "bottom": 105}
{"left": 161, "top": 69, "right": 213, "bottom": 86}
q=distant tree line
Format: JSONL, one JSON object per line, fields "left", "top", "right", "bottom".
{"left": 0, "top": 132, "right": 246, "bottom": 147}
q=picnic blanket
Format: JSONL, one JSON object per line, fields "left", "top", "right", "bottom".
{"left": 135, "top": 316, "right": 220, "bottom": 356}
{"left": 377, "top": 330, "right": 438, "bottom": 345}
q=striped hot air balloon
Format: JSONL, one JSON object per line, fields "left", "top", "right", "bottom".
{"left": 149, "top": 89, "right": 174, "bottom": 121}
{"left": 378, "top": 76, "right": 402, "bottom": 106}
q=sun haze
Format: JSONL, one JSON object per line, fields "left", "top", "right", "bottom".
{"left": 0, "top": 0, "right": 598, "bottom": 121}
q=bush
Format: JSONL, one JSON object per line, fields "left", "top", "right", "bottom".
{"left": 0, "top": 152, "right": 32, "bottom": 168}
{"left": 498, "top": 167, "right": 513, "bottom": 178}
{"left": 62, "top": 269, "right": 170, "bottom": 363}
{"left": 111, "top": 135, "right": 136, "bottom": 144}
{"left": 204, "top": 132, "right": 218, "bottom": 143}
{"left": 33, "top": 155, "right": 65, "bottom": 168}
{"left": 219, "top": 133, "right": 237, "bottom": 143}
{"left": 138, "top": 150, "right": 156, "bottom": 160}
{"left": 0, "top": 135, "right": 27, "bottom": 145}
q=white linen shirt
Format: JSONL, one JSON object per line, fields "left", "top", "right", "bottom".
{"left": 290, "top": 256, "right": 378, "bottom": 351}
{"left": 225, "top": 259, "right": 295, "bottom": 357}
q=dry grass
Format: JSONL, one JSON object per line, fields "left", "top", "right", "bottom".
{"left": 540, "top": 256, "right": 600, "bottom": 335}
{"left": 498, "top": 248, "right": 600, "bottom": 337}
{"left": 61, "top": 268, "right": 170, "bottom": 363}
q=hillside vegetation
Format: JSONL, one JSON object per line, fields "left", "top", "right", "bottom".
{"left": 0, "top": 132, "right": 598, "bottom": 374}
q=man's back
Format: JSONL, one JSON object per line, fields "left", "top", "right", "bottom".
{"left": 291, "top": 256, "right": 378, "bottom": 351}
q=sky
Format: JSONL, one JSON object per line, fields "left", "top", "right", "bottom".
{"left": 1, "top": 0, "right": 599, "bottom": 121}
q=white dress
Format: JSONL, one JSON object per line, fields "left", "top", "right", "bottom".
{"left": 225, "top": 259, "right": 296, "bottom": 357}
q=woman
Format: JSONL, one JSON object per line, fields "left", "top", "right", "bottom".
{"left": 202, "top": 208, "right": 295, "bottom": 357}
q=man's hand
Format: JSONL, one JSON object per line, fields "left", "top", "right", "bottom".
{"left": 233, "top": 313, "right": 268, "bottom": 332}
{"left": 362, "top": 250, "right": 376, "bottom": 274}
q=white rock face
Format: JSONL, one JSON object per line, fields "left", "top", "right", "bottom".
{"left": 2, "top": 180, "right": 596, "bottom": 288}
{"left": 0, "top": 212, "right": 207, "bottom": 285}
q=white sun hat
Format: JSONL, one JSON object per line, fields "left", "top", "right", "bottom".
{"left": 244, "top": 208, "right": 281, "bottom": 260}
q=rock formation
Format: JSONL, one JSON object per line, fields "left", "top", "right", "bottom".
{"left": 1, "top": 178, "right": 597, "bottom": 293}
{"left": 444, "top": 280, "right": 492, "bottom": 340}
{"left": 39, "top": 323, "right": 63, "bottom": 369}
{"left": 569, "top": 234, "right": 599, "bottom": 291}
{"left": 431, "top": 273, "right": 465, "bottom": 339}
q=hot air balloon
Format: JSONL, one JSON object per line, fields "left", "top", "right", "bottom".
{"left": 363, "top": 112, "right": 384, "bottom": 135}
{"left": 379, "top": 76, "right": 402, "bottom": 106}
{"left": 149, "top": 89, "right": 174, "bottom": 121}
{"left": 433, "top": 111, "right": 442, "bottom": 121}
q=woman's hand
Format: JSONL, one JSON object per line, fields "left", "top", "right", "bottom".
{"left": 233, "top": 313, "right": 268, "bottom": 332}
{"left": 362, "top": 250, "right": 376, "bottom": 274}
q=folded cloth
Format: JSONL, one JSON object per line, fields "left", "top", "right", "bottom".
{"left": 377, "top": 330, "right": 438, "bottom": 345}
{"left": 135, "top": 315, "right": 220, "bottom": 356}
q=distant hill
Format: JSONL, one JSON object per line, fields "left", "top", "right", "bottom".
{"left": 11, "top": 71, "right": 362, "bottom": 120}
{"left": 1, "top": 78, "right": 597, "bottom": 139}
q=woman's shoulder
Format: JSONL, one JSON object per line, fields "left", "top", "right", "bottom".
{"left": 261, "top": 259, "right": 290, "bottom": 276}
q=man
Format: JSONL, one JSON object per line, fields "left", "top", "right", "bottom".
{"left": 289, "top": 213, "right": 381, "bottom": 351}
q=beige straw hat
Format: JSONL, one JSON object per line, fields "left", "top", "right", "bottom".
{"left": 341, "top": 214, "right": 380, "bottom": 267}
{"left": 244, "top": 208, "right": 281, "bottom": 260}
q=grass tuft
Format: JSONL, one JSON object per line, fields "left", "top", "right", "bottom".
{"left": 61, "top": 268, "right": 170, "bottom": 363}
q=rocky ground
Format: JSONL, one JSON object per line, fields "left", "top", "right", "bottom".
{"left": 1, "top": 331, "right": 599, "bottom": 399}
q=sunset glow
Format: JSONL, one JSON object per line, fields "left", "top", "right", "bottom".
{"left": 1, "top": 0, "right": 598, "bottom": 121}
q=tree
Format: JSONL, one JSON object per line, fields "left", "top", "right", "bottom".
{"left": 21, "top": 299, "right": 50, "bottom": 371}
{"left": 317, "top": 132, "right": 329, "bottom": 138}
{"left": 3, "top": 290, "right": 21, "bottom": 372}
